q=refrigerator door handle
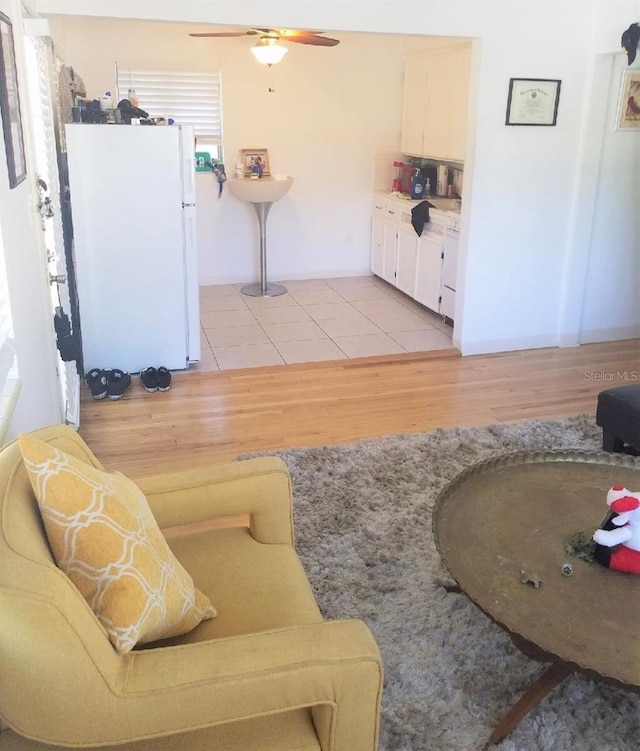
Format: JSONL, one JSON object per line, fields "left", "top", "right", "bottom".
{"left": 182, "top": 205, "right": 200, "bottom": 363}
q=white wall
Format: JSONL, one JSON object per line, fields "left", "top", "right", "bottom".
{"left": 579, "top": 53, "right": 640, "bottom": 343}
{"left": 47, "top": 17, "right": 409, "bottom": 285}
{"left": 35, "top": 0, "right": 640, "bottom": 356}
{"left": 0, "top": 0, "right": 62, "bottom": 439}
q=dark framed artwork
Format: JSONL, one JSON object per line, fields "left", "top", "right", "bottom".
{"left": 505, "top": 78, "right": 561, "bottom": 126}
{"left": 0, "top": 12, "right": 26, "bottom": 188}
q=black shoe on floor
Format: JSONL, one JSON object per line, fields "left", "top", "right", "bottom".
{"left": 139, "top": 367, "right": 158, "bottom": 393}
{"left": 157, "top": 366, "right": 172, "bottom": 392}
{"left": 86, "top": 369, "right": 108, "bottom": 400}
{"left": 106, "top": 369, "right": 131, "bottom": 400}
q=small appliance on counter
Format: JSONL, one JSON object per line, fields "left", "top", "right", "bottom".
{"left": 399, "top": 163, "right": 415, "bottom": 195}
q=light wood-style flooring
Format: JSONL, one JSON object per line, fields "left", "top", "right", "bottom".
{"left": 79, "top": 339, "right": 639, "bottom": 477}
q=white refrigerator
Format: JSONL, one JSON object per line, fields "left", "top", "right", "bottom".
{"left": 65, "top": 124, "right": 200, "bottom": 374}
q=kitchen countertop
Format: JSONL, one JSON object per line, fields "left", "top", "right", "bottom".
{"left": 374, "top": 191, "right": 461, "bottom": 215}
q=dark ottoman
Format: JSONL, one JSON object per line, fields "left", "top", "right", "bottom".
{"left": 596, "top": 384, "right": 640, "bottom": 454}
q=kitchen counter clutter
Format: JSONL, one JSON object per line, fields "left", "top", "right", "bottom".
{"left": 370, "top": 191, "right": 460, "bottom": 322}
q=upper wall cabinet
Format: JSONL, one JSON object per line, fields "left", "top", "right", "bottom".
{"left": 400, "top": 45, "right": 471, "bottom": 163}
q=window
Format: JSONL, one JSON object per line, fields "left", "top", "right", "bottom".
{"left": 115, "top": 62, "right": 222, "bottom": 158}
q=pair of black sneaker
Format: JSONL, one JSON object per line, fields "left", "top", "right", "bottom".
{"left": 139, "top": 366, "right": 172, "bottom": 393}
{"left": 85, "top": 369, "right": 132, "bottom": 400}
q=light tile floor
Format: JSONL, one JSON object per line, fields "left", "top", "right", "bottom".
{"left": 192, "top": 276, "right": 454, "bottom": 372}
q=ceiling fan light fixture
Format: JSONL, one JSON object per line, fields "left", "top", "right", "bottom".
{"left": 251, "top": 37, "right": 288, "bottom": 66}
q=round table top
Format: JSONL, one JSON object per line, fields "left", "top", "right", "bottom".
{"left": 433, "top": 450, "right": 640, "bottom": 687}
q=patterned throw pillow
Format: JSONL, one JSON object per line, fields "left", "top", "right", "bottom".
{"left": 19, "top": 433, "right": 217, "bottom": 653}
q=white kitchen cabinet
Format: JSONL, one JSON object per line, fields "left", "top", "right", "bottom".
{"left": 400, "top": 56, "right": 428, "bottom": 157}
{"left": 396, "top": 227, "right": 419, "bottom": 297}
{"left": 400, "top": 44, "right": 471, "bottom": 162}
{"left": 449, "top": 46, "right": 472, "bottom": 162}
{"left": 371, "top": 215, "right": 385, "bottom": 279}
{"left": 381, "top": 220, "right": 397, "bottom": 285}
{"left": 414, "top": 233, "right": 444, "bottom": 312}
{"left": 423, "top": 52, "right": 456, "bottom": 162}
{"left": 440, "top": 285, "right": 456, "bottom": 320}
{"left": 371, "top": 216, "right": 398, "bottom": 286}
{"left": 371, "top": 194, "right": 446, "bottom": 314}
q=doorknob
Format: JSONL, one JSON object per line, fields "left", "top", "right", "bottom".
{"left": 49, "top": 273, "right": 66, "bottom": 285}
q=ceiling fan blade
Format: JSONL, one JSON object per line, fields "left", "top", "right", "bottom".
{"left": 189, "top": 30, "right": 260, "bottom": 38}
{"left": 189, "top": 27, "right": 340, "bottom": 46}
{"left": 283, "top": 34, "right": 340, "bottom": 47}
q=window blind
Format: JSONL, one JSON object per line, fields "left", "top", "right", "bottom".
{"left": 115, "top": 63, "right": 222, "bottom": 142}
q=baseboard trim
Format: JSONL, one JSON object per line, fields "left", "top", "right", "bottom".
{"left": 199, "top": 269, "right": 373, "bottom": 286}
{"left": 459, "top": 334, "right": 558, "bottom": 356}
{"left": 579, "top": 326, "right": 640, "bottom": 344}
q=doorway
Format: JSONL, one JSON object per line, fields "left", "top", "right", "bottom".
{"left": 23, "top": 33, "right": 80, "bottom": 425}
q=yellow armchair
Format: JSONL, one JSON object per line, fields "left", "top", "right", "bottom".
{"left": 0, "top": 425, "right": 382, "bottom": 751}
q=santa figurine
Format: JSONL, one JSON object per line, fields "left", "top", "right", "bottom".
{"left": 593, "top": 485, "right": 640, "bottom": 574}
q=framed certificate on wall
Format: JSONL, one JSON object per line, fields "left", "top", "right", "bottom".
{"left": 505, "top": 78, "right": 561, "bottom": 126}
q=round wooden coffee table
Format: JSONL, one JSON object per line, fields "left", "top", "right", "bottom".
{"left": 433, "top": 449, "right": 640, "bottom": 749}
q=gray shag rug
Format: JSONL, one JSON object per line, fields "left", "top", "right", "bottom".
{"left": 252, "top": 414, "right": 640, "bottom": 751}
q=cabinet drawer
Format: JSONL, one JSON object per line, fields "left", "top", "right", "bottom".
{"left": 372, "top": 198, "right": 386, "bottom": 217}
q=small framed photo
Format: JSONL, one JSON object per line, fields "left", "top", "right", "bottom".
{"left": 615, "top": 69, "right": 640, "bottom": 130}
{"left": 0, "top": 12, "right": 26, "bottom": 188}
{"left": 505, "top": 78, "right": 561, "bottom": 126}
{"left": 240, "top": 148, "right": 270, "bottom": 176}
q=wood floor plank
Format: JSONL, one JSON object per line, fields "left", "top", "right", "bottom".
{"left": 78, "top": 341, "right": 640, "bottom": 476}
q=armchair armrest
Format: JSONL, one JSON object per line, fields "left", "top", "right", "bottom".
{"left": 134, "top": 457, "right": 294, "bottom": 545}
{"left": 125, "top": 619, "right": 383, "bottom": 751}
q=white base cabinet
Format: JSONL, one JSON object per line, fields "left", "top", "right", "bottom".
{"left": 396, "top": 227, "right": 419, "bottom": 297}
{"left": 440, "top": 285, "right": 456, "bottom": 320}
{"left": 414, "top": 233, "right": 444, "bottom": 312}
{"left": 371, "top": 195, "right": 445, "bottom": 313}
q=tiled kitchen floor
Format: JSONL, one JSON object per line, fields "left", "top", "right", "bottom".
{"left": 192, "top": 276, "right": 454, "bottom": 372}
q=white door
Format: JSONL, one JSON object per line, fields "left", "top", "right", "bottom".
{"left": 23, "top": 34, "right": 80, "bottom": 426}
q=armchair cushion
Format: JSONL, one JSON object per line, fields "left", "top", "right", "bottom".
{"left": 18, "top": 433, "right": 217, "bottom": 654}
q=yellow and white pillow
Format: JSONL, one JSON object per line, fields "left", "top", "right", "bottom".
{"left": 19, "top": 433, "right": 217, "bottom": 654}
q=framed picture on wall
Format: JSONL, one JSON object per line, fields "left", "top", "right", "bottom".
{"left": 615, "top": 69, "right": 640, "bottom": 130}
{"left": 505, "top": 78, "right": 561, "bottom": 126}
{"left": 0, "top": 12, "right": 27, "bottom": 188}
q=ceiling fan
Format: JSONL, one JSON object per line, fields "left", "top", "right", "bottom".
{"left": 189, "top": 27, "right": 340, "bottom": 65}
